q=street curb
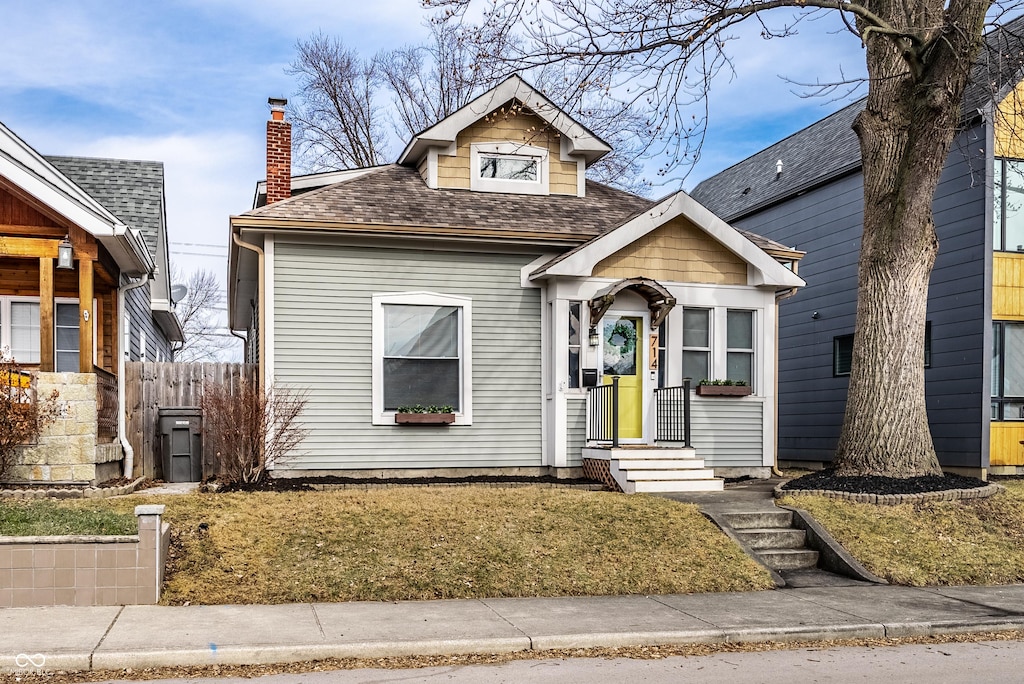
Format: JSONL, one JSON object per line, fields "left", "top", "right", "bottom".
{"left": 89, "top": 637, "right": 532, "bottom": 671}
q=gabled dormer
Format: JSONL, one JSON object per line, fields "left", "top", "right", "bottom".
{"left": 397, "top": 76, "right": 611, "bottom": 198}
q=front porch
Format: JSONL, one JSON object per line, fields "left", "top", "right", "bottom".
{"left": 7, "top": 369, "right": 122, "bottom": 484}
{"left": 584, "top": 381, "right": 724, "bottom": 492}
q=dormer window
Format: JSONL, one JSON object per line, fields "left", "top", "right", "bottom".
{"left": 470, "top": 143, "right": 549, "bottom": 195}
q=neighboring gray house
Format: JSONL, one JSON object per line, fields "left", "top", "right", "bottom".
{"left": 229, "top": 78, "right": 805, "bottom": 492}
{"left": 46, "top": 157, "right": 183, "bottom": 361}
{"left": 690, "top": 20, "right": 1024, "bottom": 478}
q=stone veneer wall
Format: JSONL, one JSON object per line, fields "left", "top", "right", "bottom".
{"left": 8, "top": 373, "right": 122, "bottom": 484}
{"left": 0, "top": 505, "right": 168, "bottom": 607}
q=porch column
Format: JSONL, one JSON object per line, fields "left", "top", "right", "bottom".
{"left": 39, "top": 257, "right": 54, "bottom": 372}
{"left": 79, "top": 258, "right": 93, "bottom": 373}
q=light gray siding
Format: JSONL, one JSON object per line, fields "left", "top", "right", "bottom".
{"left": 566, "top": 398, "right": 587, "bottom": 467}
{"left": 273, "top": 242, "right": 543, "bottom": 470}
{"left": 690, "top": 399, "right": 764, "bottom": 467}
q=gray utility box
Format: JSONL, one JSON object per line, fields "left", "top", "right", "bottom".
{"left": 158, "top": 407, "right": 203, "bottom": 483}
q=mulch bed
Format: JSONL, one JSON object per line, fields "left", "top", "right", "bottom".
{"left": 216, "top": 474, "right": 605, "bottom": 493}
{"left": 781, "top": 470, "right": 988, "bottom": 495}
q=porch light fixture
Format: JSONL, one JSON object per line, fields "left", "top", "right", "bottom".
{"left": 588, "top": 327, "right": 600, "bottom": 347}
{"left": 56, "top": 236, "right": 74, "bottom": 270}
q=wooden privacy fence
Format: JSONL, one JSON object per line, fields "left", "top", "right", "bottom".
{"left": 125, "top": 362, "right": 257, "bottom": 480}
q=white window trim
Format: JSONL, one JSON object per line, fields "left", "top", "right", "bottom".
{"left": 470, "top": 142, "right": 549, "bottom": 196}
{"left": 371, "top": 291, "right": 473, "bottom": 426}
{"left": 0, "top": 296, "right": 83, "bottom": 367}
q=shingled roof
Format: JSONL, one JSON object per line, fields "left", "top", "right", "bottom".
{"left": 692, "top": 16, "right": 1024, "bottom": 222}
{"left": 45, "top": 156, "right": 165, "bottom": 260}
{"left": 242, "top": 164, "right": 656, "bottom": 240}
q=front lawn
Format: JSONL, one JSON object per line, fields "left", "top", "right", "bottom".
{"left": 0, "top": 500, "right": 136, "bottom": 536}
{"left": 778, "top": 480, "right": 1024, "bottom": 586}
{"left": 65, "top": 487, "right": 774, "bottom": 604}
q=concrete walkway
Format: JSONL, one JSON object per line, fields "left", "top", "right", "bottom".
{"left": 2, "top": 584, "right": 1024, "bottom": 673}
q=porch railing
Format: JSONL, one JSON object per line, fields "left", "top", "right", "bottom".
{"left": 94, "top": 366, "right": 118, "bottom": 442}
{"left": 654, "top": 378, "right": 692, "bottom": 447}
{"left": 586, "top": 376, "right": 620, "bottom": 447}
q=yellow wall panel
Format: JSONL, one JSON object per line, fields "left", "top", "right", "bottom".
{"left": 993, "top": 253, "right": 1024, "bottom": 319}
{"left": 995, "top": 82, "right": 1024, "bottom": 159}
{"left": 436, "top": 102, "right": 579, "bottom": 194}
{"left": 592, "top": 217, "right": 747, "bottom": 284}
{"left": 991, "top": 422, "right": 1024, "bottom": 466}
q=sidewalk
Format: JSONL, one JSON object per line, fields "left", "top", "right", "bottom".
{"left": 3, "top": 584, "right": 1023, "bottom": 673}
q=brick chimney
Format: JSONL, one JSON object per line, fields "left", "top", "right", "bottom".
{"left": 266, "top": 97, "right": 291, "bottom": 204}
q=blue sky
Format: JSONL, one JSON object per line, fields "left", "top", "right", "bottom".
{"left": 0, "top": 0, "right": 868, "bottom": 347}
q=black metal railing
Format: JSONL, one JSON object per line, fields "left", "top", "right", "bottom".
{"left": 586, "top": 376, "right": 620, "bottom": 447}
{"left": 654, "top": 378, "right": 692, "bottom": 446}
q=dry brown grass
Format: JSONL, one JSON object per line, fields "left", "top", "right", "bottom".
{"left": 778, "top": 480, "right": 1024, "bottom": 586}
{"left": 64, "top": 487, "right": 773, "bottom": 604}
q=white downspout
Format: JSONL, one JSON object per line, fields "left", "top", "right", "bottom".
{"left": 118, "top": 273, "right": 149, "bottom": 479}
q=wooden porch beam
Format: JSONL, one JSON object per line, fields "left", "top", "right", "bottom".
{"left": 0, "top": 237, "right": 58, "bottom": 258}
{"left": 79, "top": 259, "right": 94, "bottom": 373}
{"left": 39, "top": 257, "right": 54, "bottom": 372}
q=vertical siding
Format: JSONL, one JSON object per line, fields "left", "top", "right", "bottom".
{"left": 565, "top": 398, "right": 587, "bottom": 467}
{"left": 273, "top": 243, "right": 543, "bottom": 470}
{"left": 734, "top": 127, "right": 987, "bottom": 468}
{"left": 690, "top": 399, "right": 764, "bottom": 466}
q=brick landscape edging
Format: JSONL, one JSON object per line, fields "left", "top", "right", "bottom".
{"left": 774, "top": 482, "right": 1005, "bottom": 505}
{"left": 0, "top": 505, "right": 170, "bottom": 607}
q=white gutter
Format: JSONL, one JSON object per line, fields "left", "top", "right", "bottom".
{"left": 118, "top": 273, "right": 149, "bottom": 478}
{"left": 233, "top": 231, "right": 265, "bottom": 389}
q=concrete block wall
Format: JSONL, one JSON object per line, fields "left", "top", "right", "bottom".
{"left": 8, "top": 372, "right": 122, "bottom": 484}
{"left": 0, "top": 505, "right": 168, "bottom": 607}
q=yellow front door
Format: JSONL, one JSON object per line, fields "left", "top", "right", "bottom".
{"left": 602, "top": 315, "right": 643, "bottom": 439}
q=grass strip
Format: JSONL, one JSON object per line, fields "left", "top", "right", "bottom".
{"left": 0, "top": 500, "right": 137, "bottom": 537}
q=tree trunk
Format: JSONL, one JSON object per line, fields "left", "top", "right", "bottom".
{"left": 832, "top": 3, "right": 989, "bottom": 477}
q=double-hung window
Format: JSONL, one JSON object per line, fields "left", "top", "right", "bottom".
{"left": 682, "top": 307, "right": 758, "bottom": 392}
{"left": 726, "top": 310, "right": 754, "bottom": 387}
{"left": 372, "top": 292, "right": 473, "bottom": 425}
{"left": 0, "top": 297, "right": 79, "bottom": 370}
{"left": 682, "top": 308, "right": 711, "bottom": 382}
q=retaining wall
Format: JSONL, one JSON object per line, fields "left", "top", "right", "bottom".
{"left": 0, "top": 505, "right": 168, "bottom": 607}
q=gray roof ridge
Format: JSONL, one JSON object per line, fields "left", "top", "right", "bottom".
{"left": 44, "top": 153, "right": 163, "bottom": 167}
{"left": 245, "top": 163, "right": 398, "bottom": 216}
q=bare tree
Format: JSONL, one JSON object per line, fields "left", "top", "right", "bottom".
{"left": 289, "top": 22, "right": 652, "bottom": 193}
{"left": 434, "top": 0, "right": 1021, "bottom": 478}
{"left": 288, "top": 32, "right": 390, "bottom": 170}
{"left": 172, "top": 267, "right": 235, "bottom": 363}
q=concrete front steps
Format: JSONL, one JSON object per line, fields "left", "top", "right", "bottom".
{"left": 723, "top": 509, "right": 819, "bottom": 572}
{"left": 582, "top": 446, "right": 724, "bottom": 493}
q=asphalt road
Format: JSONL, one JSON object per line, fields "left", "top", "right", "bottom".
{"left": 83, "top": 640, "right": 1024, "bottom": 683}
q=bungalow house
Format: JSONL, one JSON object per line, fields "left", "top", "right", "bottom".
{"left": 0, "top": 121, "right": 183, "bottom": 484}
{"left": 228, "top": 78, "right": 804, "bottom": 492}
{"left": 690, "top": 19, "right": 1024, "bottom": 478}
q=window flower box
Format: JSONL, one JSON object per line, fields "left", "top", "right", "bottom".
{"left": 695, "top": 384, "right": 752, "bottom": 397}
{"left": 394, "top": 412, "right": 456, "bottom": 425}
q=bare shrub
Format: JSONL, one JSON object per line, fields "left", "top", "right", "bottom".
{"left": 0, "top": 357, "right": 61, "bottom": 482}
{"left": 201, "top": 379, "right": 308, "bottom": 485}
